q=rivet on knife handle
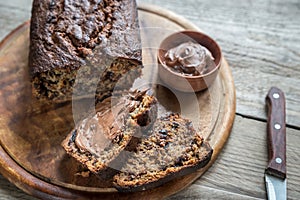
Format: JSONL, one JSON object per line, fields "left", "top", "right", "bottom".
{"left": 265, "top": 87, "right": 286, "bottom": 179}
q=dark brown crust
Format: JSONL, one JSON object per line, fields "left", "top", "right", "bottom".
{"left": 61, "top": 126, "right": 135, "bottom": 174}
{"left": 29, "top": 0, "right": 141, "bottom": 73}
{"left": 29, "top": 0, "right": 142, "bottom": 102}
{"left": 113, "top": 114, "right": 213, "bottom": 192}
{"left": 61, "top": 91, "right": 158, "bottom": 174}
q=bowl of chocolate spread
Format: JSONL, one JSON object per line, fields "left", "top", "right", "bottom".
{"left": 157, "top": 31, "right": 222, "bottom": 92}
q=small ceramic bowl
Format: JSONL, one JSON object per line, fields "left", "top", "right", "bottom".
{"left": 157, "top": 31, "right": 222, "bottom": 92}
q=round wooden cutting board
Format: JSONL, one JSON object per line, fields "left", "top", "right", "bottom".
{"left": 0, "top": 4, "right": 235, "bottom": 200}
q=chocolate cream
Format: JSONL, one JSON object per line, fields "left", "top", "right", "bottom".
{"left": 164, "top": 41, "right": 215, "bottom": 76}
{"left": 75, "top": 99, "right": 128, "bottom": 156}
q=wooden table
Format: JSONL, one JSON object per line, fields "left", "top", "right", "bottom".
{"left": 0, "top": 0, "right": 299, "bottom": 199}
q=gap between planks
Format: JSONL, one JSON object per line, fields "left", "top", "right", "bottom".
{"left": 235, "top": 113, "right": 300, "bottom": 131}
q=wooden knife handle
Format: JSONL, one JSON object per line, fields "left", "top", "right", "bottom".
{"left": 265, "top": 87, "right": 286, "bottom": 179}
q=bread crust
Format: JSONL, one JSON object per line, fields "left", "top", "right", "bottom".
{"left": 113, "top": 114, "right": 213, "bottom": 192}
{"left": 62, "top": 91, "right": 158, "bottom": 174}
{"left": 29, "top": 0, "right": 142, "bottom": 102}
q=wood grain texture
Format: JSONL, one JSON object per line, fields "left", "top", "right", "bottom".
{"left": 3, "top": 115, "right": 298, "bottom": 200}
{"left": 0, "top": 0, "right": 299, "bottom": 199}
{"left": 0, "top": 0, "right": 32, "bottom": 41}
{"left": 0, "top": 4, "right": 235, "bottom": 200}
{"left": 169, "top": 116, "right": 300, "bottom": 200}
{"left": 3, "top": 117, "right": 298, "bottom": 200}
{"left": 138, "top": 0, "right": 300, "bottom": 127}
{"left": 266, "top": 87, "right": 286, "bottom": 179}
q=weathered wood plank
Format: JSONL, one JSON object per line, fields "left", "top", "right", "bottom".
{"left": 0, "top": 3, "right": 236, "bottom": 198}
{"left": 138, "top": 0, "right": 300, "bottom": 127}
{"left": 0, "top": 0, "right": 299, "bottom": 199}
{"left": 168, "top": 115, "right": 300, "bottom": 200}
{"left": 169, "top": 184, "right": 264, "bottom": 200}
{"left": 0, "top": 0, "right": 32, "bottom": 41}
{"left": 1, "top": 2, "right": 299, "bottom": 124}
{"left": 1, "top": 1, "right": 299, "bottom": 124}
{"left": 0, "top": 117, "right": 299, "bottom": 199}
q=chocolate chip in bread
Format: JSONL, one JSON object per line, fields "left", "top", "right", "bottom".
{"left": 113, "top": 113, "right": 213, "bottom": 192}
{"left": 61, "top": 90, "right": 158, "bottom": 174}
{"left": 29, "top": 0, "right": 142, "bottom": 102}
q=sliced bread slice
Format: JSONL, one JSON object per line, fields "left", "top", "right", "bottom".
{"left": 113, "top": 113, "right": 213, "bottom": 192}
{"left": 61, "top": 90, "right": 157, "bottom": 174}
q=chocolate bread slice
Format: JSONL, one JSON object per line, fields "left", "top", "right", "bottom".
{"left": 113, "top": 113, "right": 213, "bottom": 192}
{"left": 29, "top": 0, "right": 142, "bottom": 102}
{"left": 62, "top": 90, "right": 157, "bottom": 174}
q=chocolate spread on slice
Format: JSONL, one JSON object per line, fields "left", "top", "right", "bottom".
{"left": 74, "top": 90, "right": 158, "bottom": 157}
{"left": 75, "top": 100, "right": 127, "bottom": 156}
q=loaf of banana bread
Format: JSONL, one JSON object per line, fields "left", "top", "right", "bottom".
{"left": 29, "top": 0, "right": 142, "bottom": 102}
{"left": 113, "top": 113, "right": 213, "bottom": 192}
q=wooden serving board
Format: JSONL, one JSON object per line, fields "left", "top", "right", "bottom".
{"left": 0, "top": 4, "right": 235, "bottom": 200}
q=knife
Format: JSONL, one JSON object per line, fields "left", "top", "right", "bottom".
{"left": 265, "top": 87, "right": 287, "bottom": 200}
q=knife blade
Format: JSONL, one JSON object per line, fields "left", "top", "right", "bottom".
{"left": 265, "top": 87, "right": 287, "bottom": 200}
